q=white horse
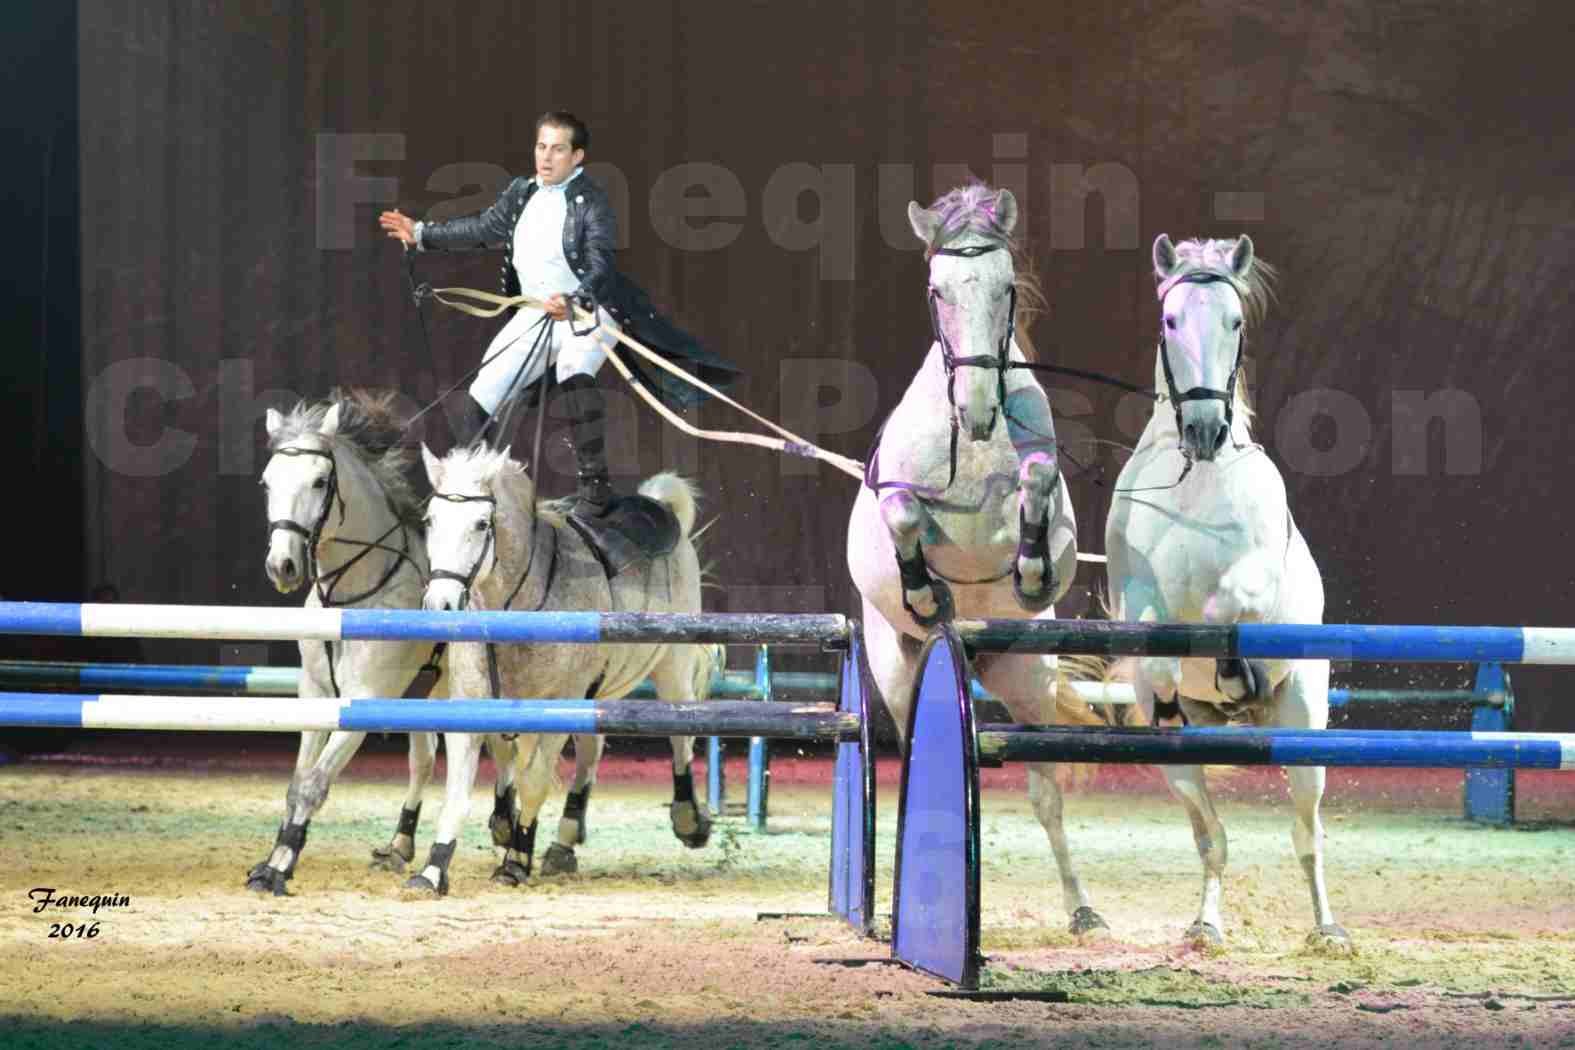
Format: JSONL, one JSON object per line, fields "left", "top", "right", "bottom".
{"left": 847, "top": 183, "right": 1111, "bottom": 937}
{"left": 1104, "top": 234, "right": 1349, "bottom": 953}
{"left": 410, "top": 445, "right": 713, "bottom": 894}
{"left": 251, "top": 392, "right": 541, "bottom": 894}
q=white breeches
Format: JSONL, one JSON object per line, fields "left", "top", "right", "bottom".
{"left": 469, "top": 306, "right": 621, "bottom": 414}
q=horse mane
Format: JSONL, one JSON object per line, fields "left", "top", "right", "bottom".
{"left": 921, "top": 181, "right": 1047, "bottom": 362}
{"left": 1157, "top": 238, "right": 1279, "bottom": 428}
{"left": 438, "top": 444, "right": 540, "bottom": 513}
{"left": 268, "top": 388, "right": 424, "bottom": 526}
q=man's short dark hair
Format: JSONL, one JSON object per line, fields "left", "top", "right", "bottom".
{"left": 536, "top": 111, "right": 589, "bottom": 153}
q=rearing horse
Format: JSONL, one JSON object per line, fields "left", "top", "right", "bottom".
{"left": 847, "top": 183, "right": 1110, "bottom": 937}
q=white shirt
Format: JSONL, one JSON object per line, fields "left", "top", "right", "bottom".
{"left": 512, "top": 167, "right": 583, "bottom": 300}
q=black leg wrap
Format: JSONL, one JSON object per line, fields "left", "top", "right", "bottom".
{"left": 370, "top": 805, "right": 420, "bottom": 870}
{"left": 492, "top": 818, "right": 538, "bottom": 886}
{"left": 403, "top": 840, "right": 456, "bottom": 896}
{"left": 513, "top": 817, "right": 538, "bottom": 856}
{"left": 670, "top": 768, "right": 712, "bottom": 849}
{"left": 1012, "top": 507, "right": 1056, "bottom": 611}
{"left": 896, "top": 546, "right": 954, "bottom": 627}
{"left": 246, "top": 820, "right": 310, "bottom": 896}
{"left": 671, "top": 769, "right": 695, "bottom": 805}
{"left": 563, "top": 784, "right": 592, "bottom": 846}
{"left": 896, "top": 548, "right": 931, "bottom": 593}
{"left": 278, "top": 820, "right": 309, "bottom": 857}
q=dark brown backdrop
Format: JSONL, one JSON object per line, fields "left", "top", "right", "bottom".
{"left": 75, "top": 2, "right": 1575, "bottom": 727}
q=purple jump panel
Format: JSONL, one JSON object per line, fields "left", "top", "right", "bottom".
{"left": 829, "top": 621, "right": 877, "bottom": 934}
{"left": 891, "top": 625, "right": 981, "bottom": 988}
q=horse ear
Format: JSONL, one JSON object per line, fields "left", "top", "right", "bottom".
{"left": 994, "top": 189, "right": 1018, "bottom": 236}
{"left": 1152, "top": 234, "right": 1178, "bottom": 279}
{"left": 1230, "top": 234, "right": 1254, "bottom": 279}
{"left": 907, "top": 201, "right": 940, "bottom": 247}
{"left": 320, "top": 402, "right": 343, "bottom": 436}
{"left": 265, "top": 408, "right": 283, "bottom": 440}
{"left": 420, "top": 443, "right": 443, "bottom": 489}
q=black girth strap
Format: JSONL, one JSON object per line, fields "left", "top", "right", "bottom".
{"left": 484, "top": 521, "right": 560, "bottom": 701}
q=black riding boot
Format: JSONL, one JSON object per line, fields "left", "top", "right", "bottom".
{"left": 454, "top": 394, "right": 491, "bottom": 450}
{"left": 557, "top": 374, "right": 614, "bottom": 519}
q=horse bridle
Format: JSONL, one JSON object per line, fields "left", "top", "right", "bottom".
{"left": 928, "top": 242, "right": 1017, "bottom": 437}
{"left": 865, "top": 241, "right": 1021, "bottom": 503}
{"left": 1155, "top": 269, "right": 1247, "bottom": 450}
{"left": 425, "top": 492, "right": 498, "bottom": 611}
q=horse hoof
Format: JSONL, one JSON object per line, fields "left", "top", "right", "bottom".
{"left": 368, "top": 845, "right": 411, "bottom": 873}
{"left": 1306, "top": 924, "right": 1355, "bottom": 956}
{"left": 671, "top": 802, "right": 713, "bottom": 849}
{"left": 1069, "top": 906, "right": 1110, "bottom": 938}
{"left": 245, "top": 868, "right": 289, "bottom": 897}
{"left": 540, "top": 843, "right": 579, "bottom": 877}
{"left": 401, "top": 873, "right": 447, "bottom": 897}
{"left": 1185, "top": 921, "right": 1225, "bottom": 949}
{"left": 491, "top": 859, "right": 532, "bottom": 886}
{"left": 904, "top": 579, "right": 955, "bottom": 628}
{"left": 1012, "top": 562, "right": 1056, "bottom": 612}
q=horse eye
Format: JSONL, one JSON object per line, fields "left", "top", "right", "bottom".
{"left": 474, "top": 520, "right": 490, "bottom": 533}
{"left": 1231, "top": 318, "right": 1244, "bottom": 331}
{"left": 312, "top": 477, "right": 327, "bottom": 489}
{"left": 1164, "top": 316, "right": 1178, "bottom": 330}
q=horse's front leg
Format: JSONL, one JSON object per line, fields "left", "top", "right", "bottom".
{"left": 1269, "top": 661, "right": 1352, "bottom": 954}
{"left": 880, "top": 490, "right": 952, "bottom": 626}
{"left": 1013, "top": 452, "right": 1069, "bottom": 611}
{"left": 651, "top": 649, "right": 712, "bottom": 849}
{"left": 369, "top": 732, "right": 437, "bottom": 873}
{"left": 246, "top": 729, "right": 368, "bottom": 896}
{"left": 404, "top": 730, "right": 485, "bottom": 897}
{"left": 560, "top": 733, "right": 603, "bottom": 846}
{"left": 485, "top": 734, "right": 539, "bottom": 887}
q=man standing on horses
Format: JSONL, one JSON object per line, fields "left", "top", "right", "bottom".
{"left": 379, "top": 110, "right": 737, "bottom": 521}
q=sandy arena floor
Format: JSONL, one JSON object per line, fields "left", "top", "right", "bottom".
{"left": 1, "top": 736, "right": 1573, "bottom": 1048}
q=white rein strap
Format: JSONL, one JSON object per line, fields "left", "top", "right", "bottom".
{"left": 427, "top": 286, "right": 1107, "bottom": 565}
{"left": 429, "top": 287, "right": 866, "bottom": 481}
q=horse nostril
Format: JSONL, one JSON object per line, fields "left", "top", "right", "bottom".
{"left": 282, "top": 558, "right": 296, "bottom": 578}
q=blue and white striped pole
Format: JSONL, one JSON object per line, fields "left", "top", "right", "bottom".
{"left": 0, "top": 693, "right": 860, "bottom": 739}
{"left": 0, "top": 603, "right": 849, "bottom": 647}
{"left": 953, "top": 619, "right": 1575, "bottom": 663}
{"left": 976, "top": 725, "right": 1575, "bottom": 769}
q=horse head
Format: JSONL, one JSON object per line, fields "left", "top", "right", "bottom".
{"left": 909, "top": 186, "right": 1021, "bottom": 442}
{"left": 261, "top": 403, "right": 346, "bottom": 593}
{"left": 1152, "top": 234, "right": 1262, "bottom": 462}
{"left": 421, "top": 444, "right": 532, "bottom": 612}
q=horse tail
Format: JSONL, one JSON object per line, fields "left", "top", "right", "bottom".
{"left": 638, "top": 472, "right": 699, "bottom": 537}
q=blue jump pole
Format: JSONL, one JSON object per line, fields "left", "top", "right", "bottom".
{"left": 0, "top": 603, "right": 850, "bottom": 647}
{"left": 0, "top": 694, "right": 862, "bottom": 738}
{"left": 951, "top": 618, "right": 1575, "bottom": 663}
